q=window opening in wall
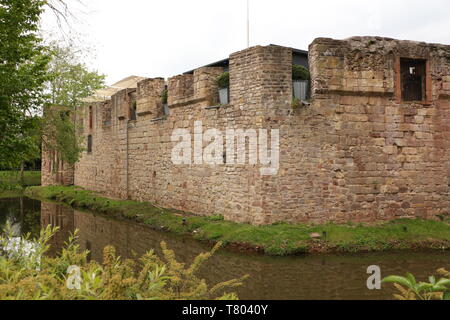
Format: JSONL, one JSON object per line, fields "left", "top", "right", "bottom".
{"left": 130, "top": 101, "right": 137, "bottom": 121}
{"left": 400, "top": 58, "right": 426, "bottom": 102}
{"left": 89, "top": 106, "right": 93, "bottom": 129}
{"left": 292, "top": 64, "right": 310, "bottom": 101}
{"left": 102, "top": 102, "right": 112, "bottom": 126}
{"left": 87, "top": 135, "right": 93, "bottom": 154}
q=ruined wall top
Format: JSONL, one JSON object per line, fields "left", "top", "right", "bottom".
{"left": 309, "top": 36, "right": 450, "bottom": 102}
{"left": 82, "top": 37, "right": 450, "bottom": 121}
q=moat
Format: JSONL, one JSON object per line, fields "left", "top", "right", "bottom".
{"left": 1, "top": 196, "right": 449, "bottom": 300}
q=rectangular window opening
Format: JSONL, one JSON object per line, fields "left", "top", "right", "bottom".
{"left": 130, "top": 101, "right": 137, "bottom": 121}
{"left": 89, "top": 106, "right": 93, "bottom": 129}
{"left": 87, "top": 135, "right": 93, "bottom": 154}
{"left": 400, "top": 58, "right": 427, "bottom": 102}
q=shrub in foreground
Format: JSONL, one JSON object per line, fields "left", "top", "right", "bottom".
{"left": 382, "top": 269, "right": 450, "bottom": 300}
{"left": 0, "top": 225, "right": 248, "bottom": 300}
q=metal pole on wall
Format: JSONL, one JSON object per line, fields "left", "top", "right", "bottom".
{"left": 247, "top": 0, "right": 250, "bottom": 48}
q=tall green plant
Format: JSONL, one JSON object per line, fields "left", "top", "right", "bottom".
{"left": 292, "top": 64, "right": 310, "bottom": 81}
{"left": 217, "top": 72, "right": 230, "bottom": 89}
{"left": 382, "top": 269, "right": 450, "bottom": 300}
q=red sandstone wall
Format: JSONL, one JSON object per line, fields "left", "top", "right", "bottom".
{"left": 72, "top": 38, "right": 450, "bottom": 225}
{"left": 277, "top": 36, "right": 450, "bottom": 223}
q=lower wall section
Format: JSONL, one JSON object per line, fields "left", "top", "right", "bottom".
{"left": 66, "top": 39, "right": 450, "bottom": 225}
{"left": 72, "top": 95, "right": 450, "bottom": 225}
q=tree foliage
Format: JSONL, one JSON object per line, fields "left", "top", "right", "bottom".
{"left": 0, "top": 0, "right": 51, "bottom": 168}
{"left": 1, "top": 1, "right": 104, "bottom": 168}
{"left": 42, "top": 41, "right": 105, "bottom": 166}
{"left": 41, "top": 107, "right": 82, "bottom": 165}
{"left": 47, "top": 41, "right": 105, "bottom": 109}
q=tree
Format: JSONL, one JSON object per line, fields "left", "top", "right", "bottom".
{"left": 41, "top": 41, "right": 105, "bottom": 167}
{"left": 47, "top": 41, "right": 105, "bottom": 109}
{"left": 1, "top": 0, "right": 103, "bottom": 179}
{"left": 0, "top": 0, "right": 51, "bottom": 169}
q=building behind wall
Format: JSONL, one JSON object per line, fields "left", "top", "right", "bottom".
{"left": 42, "top": 36, "right": 450, "bottom": 225}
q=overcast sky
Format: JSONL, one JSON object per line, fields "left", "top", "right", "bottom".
{"left": 41, "top": 0, "right": 450, "bottom": 84}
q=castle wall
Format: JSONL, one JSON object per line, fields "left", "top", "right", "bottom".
{"left": 41, "top": 107, "right": 75, "bottom": 187}
{"left": 295, "top": 37, "right": 450, "bottom": 222}
{"left": 258, "top": 37, "right": 450, "bottom": 224}
{"left": 48, "top": 37, "right": 450, "bottom": 225}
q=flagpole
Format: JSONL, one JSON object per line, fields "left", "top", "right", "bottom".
{"left": 247, "top": 0, "right": 250, "bottom": 48}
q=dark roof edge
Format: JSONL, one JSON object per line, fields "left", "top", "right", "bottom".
{"left": 183, "top": 44, "right": 308, "bottom": 75}
{"left": 183, "top": 58, "right": 229, "bottom": 75}
{"left": 269, "top": 44, "right": 308, "bottom": 55}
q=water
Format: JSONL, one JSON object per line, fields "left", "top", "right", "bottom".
{"left": 1, "top": 197, "right": 449, "bottom": 300}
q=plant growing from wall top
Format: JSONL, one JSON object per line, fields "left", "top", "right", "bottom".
{"left": 217, "top": 72, "right": 230, "bottom": 105}
{"left": 292, "top": 65, "right": 310, "bottom": 81}
{"left": 292, "top": 65, "right": 311, "bottom": 102}
{"left": 217, "top": 72, "right": 230, "bottom": 89}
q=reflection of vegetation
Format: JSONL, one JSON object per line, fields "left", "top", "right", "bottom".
{"left": 0, "top": 171, "right": 41, "bottom": 188}
{"left": 0, "top": 171, "right": 41, "bottom": 198}
{"left": 20, "top": 208, "right": 41, "bottom": 238}
{"left": 383, "top": 269, "right": 450, "bottom": 300}
{"left": 0, "top": 198, "right": 41, "bottom": 238}
{"left": 26, "top": 186, "right": 450, "bottom": 256}
{"left": 0, "top": 226, "right": 248, "bottom": 300}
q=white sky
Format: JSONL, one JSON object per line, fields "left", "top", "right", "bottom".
{"left": 41, "top": 0, "right": 450, "bottom": 84}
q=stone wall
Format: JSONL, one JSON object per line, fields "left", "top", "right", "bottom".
{"left": 299, "top": 36, "right": 450, "bottom": 222}
{"left": 41, "top": 106, "right": 75, "bottom": 187}
{"left": 44, "top": 37, "right": 450, "bottom": 225}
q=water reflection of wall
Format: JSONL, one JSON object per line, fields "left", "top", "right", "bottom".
{"left": 40, "top": 202, "right": 75, "bottom": 256}
{"left": 39, "top": 202, "right": 450, "bottom": 300}
{"left": 73, "top": 209, "right": 203, "bottom": 263}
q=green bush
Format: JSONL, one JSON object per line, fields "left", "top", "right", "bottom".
{"left": 0, "top": 224, "right": 248, "bottom": 300}
{"left": 217, "top": 72, "right": 230, "bottom": 89}
{"left": 292, "top": 65, "right": 310, "bottom": 81}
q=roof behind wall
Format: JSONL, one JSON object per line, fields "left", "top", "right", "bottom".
{"left": 183, "top": 44, "right": 309, "bottom": 75}
{"left": 84, "top": 75, "right": 147, "bottom": 103}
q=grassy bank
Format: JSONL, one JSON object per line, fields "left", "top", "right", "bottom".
{"left": 25, "top": 185, "right": 450, "bottom": 256}
{"left": 0, "top": 171, "right": 41, "bottom": 186}
{"left": 0, "top": 171, "right": 41, "bottom": 199}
